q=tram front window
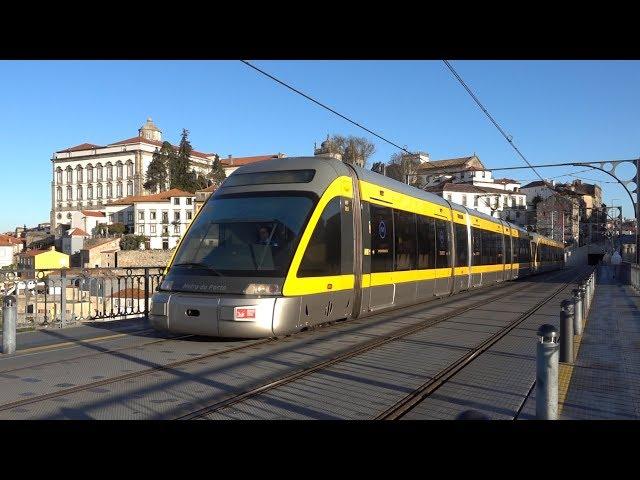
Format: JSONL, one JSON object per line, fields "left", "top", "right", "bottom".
{"left": 171, "top": 194, "right": 315, "bottom": 277}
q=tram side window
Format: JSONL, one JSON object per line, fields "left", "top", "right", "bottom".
{"left": 298, "top": 197, "right": 345, "bottom": 277}
{"left": 435, "top": 219, "right": 451, "bottom": 268}
{"left": 371, "top": 205, "right": 394, "bottom": 273}
{"left": 455, "top": 223, "right": 468, "bottom": 267}
{"left": 471, "top": 227, "right": 482, "bottom": 266}
{"left": 481, "top": 230, "right": 492, "bottom": 265}
{"left": 417, "top": 214, "right": 435, "bottom": 269}
{"left": 512, "top": 237, "right": 519, "bottom": 263}
{"left": 394, "top": 210, "right": 417, "bottom": 271}
{"left": 496, "top": 232, "right": 504, "bottom": 264}
{"left": 505, "top": 234, "right": 512, "bottom": 264}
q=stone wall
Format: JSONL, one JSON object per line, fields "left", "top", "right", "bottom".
{"left": 116, "top": 249, "right": 176, "bottom": 268}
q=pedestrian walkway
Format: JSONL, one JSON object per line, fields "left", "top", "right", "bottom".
{"left": 559, "top": 265, "right": 640, "bottom": 419}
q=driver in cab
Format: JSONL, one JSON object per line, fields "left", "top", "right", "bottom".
{"left": 258, "top": 226, "right": 279, "bottom": 247}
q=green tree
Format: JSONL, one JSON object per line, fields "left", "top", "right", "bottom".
{"left": 207, "top": 154, "right": 227, "bottom": 187}
{"left": 144, "top": 141, "right": 173, "bottom": 193}
{"left": 170, "top": 129, "right": 198, "bottom": 192}
{"left": 97, "top": 222, "right": 126, "bottom": 235}
{"left": 119, "top": 234, "right": 148, "bottom": 251}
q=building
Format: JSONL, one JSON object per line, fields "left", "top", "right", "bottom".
{"left": 79, "top": 238, "right": 121, "bottom": 268}
{"left": 425, "top": 182, "right": 527, "bottom": 219}
{"left": 220, "top": 154, "right": 286, "bottom": 176}
{"left": 416, "top": 155, "right": 485, "bottom": 187}
{"left": 0, "top": 235, "right": 23, "bottom": 268}
{"left": 61, "top": 227, "right": 89, "bottom": 256}
{"left": 105, "top": 188, "right": 196, "bottom": 250}
{"left": 17, "top": 247, "right": 69, "bottom": 273}
{"left": 535, "top": 194, "right": 581, "bottom": 245}
{"left": 51, "top": 118, "right": 218, "bottom": 232}
{"left": 194, "top": 184, "right": 217, "bottom": 214}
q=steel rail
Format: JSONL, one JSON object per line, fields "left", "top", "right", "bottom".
{"left": 377, "top": 268, "right": 593, "bottom": 420}
{"left": 176, "top": 269, "right": 570, "bottom": 420}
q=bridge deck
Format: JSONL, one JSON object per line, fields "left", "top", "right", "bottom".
{"left": 2, "top": 266, "right": 633, "bottom": 420}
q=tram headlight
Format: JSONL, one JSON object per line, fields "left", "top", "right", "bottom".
{"left": 243, "top": 283, "right": 281, "bottom": 295}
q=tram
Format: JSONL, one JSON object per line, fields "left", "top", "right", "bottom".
{"left": 149, "top": 157, "right": 564, "bottom": 338}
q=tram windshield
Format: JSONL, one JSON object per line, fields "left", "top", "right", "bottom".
{"left": 170, "top": 193, "right": 316, "bottom": 277}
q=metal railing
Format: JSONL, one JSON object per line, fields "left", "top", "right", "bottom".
{"left": 0, "top": 266, "right": 165, "bottom": 329}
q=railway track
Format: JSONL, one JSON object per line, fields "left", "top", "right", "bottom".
{"left": 176, "top": 267, "right": 581, "bottom": 420}
{"left": 0, "top": 272, "right": 542, "bottom": 415}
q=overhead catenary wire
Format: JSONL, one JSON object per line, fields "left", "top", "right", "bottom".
{"left": 442, "top": 60, "right": 547, "bottom": 185}
{"left": 240, "top": 60, "right": 413, "bottom": 156}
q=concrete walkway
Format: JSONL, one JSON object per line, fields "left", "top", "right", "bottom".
{"left": 559, "top": 266, "right": 640, "bottom": 419}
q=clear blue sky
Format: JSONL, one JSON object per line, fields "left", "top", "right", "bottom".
{"left": 1, "top": 60, "right": 639, "bottom": 232}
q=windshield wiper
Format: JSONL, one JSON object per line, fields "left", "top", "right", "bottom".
{"left": 172, "top": 262, "right": 223, "bottom": 276}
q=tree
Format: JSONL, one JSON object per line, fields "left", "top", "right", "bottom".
{"left": 385, "top": 152, "right": 423, "bottom": 186}
{"left": 144, "top": 141, "right": 173, "bottom": 193}
{"left": 120, "top": 234, "right": 148, "bottom": 251}
{"left": 531, "top": 195, "right": 543, "bottom": 209}
{"left": 321, "top": 134, "right": 376, "bottom": 168}
{"left": 371, "top": 161, "right": 386, "bottom": 175}
{"left": 207, "top": 154, "right": 226, "bottom": 187}
{"left": 97, "top": 222, "right": 126, "bottom": 236}
{"left": 170, "top": 129, "right": 198, "bottom": 192}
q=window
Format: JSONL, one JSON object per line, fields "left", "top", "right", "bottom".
{"left": 76, "top": 166, "right": 83, "bottom": 183}
{"left": 519, "top": 197, "right": 524, "bottom": 206}
{"left": 116, "top": 182, "right": 122, "bottom": 198}
{"left": 370, "top": 205, "right": 394, "bottom": 273}
{"left": 455, "top": 223, "right": 468, "bottom": 267}
{"left": 393, "top": 210, "right": 416, "bottom": 271}
{"left": 66, "top": 167, "right": 73, "bottom": 183}
{"left": 150, "top": 225, "right": 156, "bottom": 234}
{"left": 174, "top": 211, "right": 181, "bottom": 222}
{"left": 512, "top": 236, "right": 519, "bottom": 263}
{"left": 87, "top": 165, "right": 93, "bottom": 182}
{"left": 496, "top": 232, "right": 504, "bottom": 264}
{"left": 117, "top": 162, "right": 123, "bottom": 179}
{"left": 127, "top": 212, "right": 133, "bottom": 223}
{"left": 56, "top": 187, "right": 62, "bottom": 201}
{"left": 66, "top": 185, "right": 73, "bottom": 200}
{"left": 162, "top": 211, "right": 169, "bottom": 223}
{"left": 471, "top": 227, "right": 482, "bottom": 265}
{"left": 97, "top": 164, "right": 103, "bottom": 181}
{"left": 56, "top": 168, "right": 62, "bottom": 184}
{"left": 107, "top": 183, "right": 112, "bottom": 198}
{"left": 97, "top": 184, "right": 103, "bottom": 198}
{"left": 138, "top": 211, "right": 145, "bottom": 221}
{"left": 151, "top": 211, "right": 157, "bottom": 221}
{"left": 186, "top": 198, "right": 193, "bottom": 205}
{"left": 127, "top": 162, "right": 133, "bottom": 177}
{"left": 417, "top": 215, "right": 435, "bottom": 269}
{"left": 138, "top": 225, "right": 144, "bottom": 235}
{"left": 127, "top": 182, "right": 133, "bottom": 196}
{"left": 118, "top": 212, "right": 123, "bottom": 223}
{"left": 435, "top": 219, "right": 451, "bottom": 268}
{"left": 87, "top": 185, "right": 93, "bottom": 200}
{"left": 511, "top": 197, "right": 516, "bottom": 207}
{"left": 187, "top": 211, "right": 193, "bottom": 220}
{"left": 174, "top": 224, "right": 180, "bottom": 234}
{"left": 299, "top": 197, "right": 352, "bottom": 277}
{"left": 446, "top": 194, "right": 452, "bottom": 202}
{"left": 77, "top": 186, "right": 83, "bottom": 200}
{"left": 106, "top": 163, "right": 113, "bottom": 180}
{"left": 461, "top": 195, "right": 467, "bottom": 206}
{"left": 174, "top": 198, "right": 180, "bottom": 205}
{"left": 162, "top": 226, "right": 169, "bottom": 236}
{"left": 474, "top": 196, "right": 479, "bottom": 207}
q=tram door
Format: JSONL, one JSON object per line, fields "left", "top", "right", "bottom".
{"left": 434, "top": 217, "right": 453, "bottom": 296}
{"left": 368, "top": 204, "right": 395, "bottom": 310}
{"left": 504, "top": 232, "right": 512, "bottom": 280}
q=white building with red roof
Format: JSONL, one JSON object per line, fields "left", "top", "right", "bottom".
{"left": 105, "top": 188, "right": 196, "bottom": 250}
{"left": 50, "top": 118, "right": 218, "bottom": 231}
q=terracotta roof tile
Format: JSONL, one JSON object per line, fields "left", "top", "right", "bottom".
{"left": 81, "top": 210, "right": 106, "bottom": 218}
{"left": 107, "top": 188, "right": 195, "bottom": 206}
{"left": 220, "top": 155, "right": 283, "bottom": 167}
{"left": 56, "top": 143, "right": 102, "bottom": 153}
{"left": 109, "top": 136, "right": 213, "bottom": 160}
{"left": 68, "top": 228, "right": 89, "bottom": 237}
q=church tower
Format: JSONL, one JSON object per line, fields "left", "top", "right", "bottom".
{"left": 138, "top": 117, "right": 162, "bottom": 142}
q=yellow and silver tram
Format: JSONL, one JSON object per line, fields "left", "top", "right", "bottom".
{"left": 149, "top": 157, "right": 564, "bottom": 338}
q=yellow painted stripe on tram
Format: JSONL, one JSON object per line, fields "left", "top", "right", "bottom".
{"left": 283, "top": 176, "right": 354, "bottom": 296}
